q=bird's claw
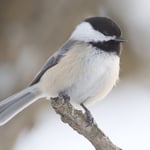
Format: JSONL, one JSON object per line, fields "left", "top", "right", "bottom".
{"left": 80, "top": 103, "right": 94, "bottom": 126}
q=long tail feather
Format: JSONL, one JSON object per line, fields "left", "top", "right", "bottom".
{"left": 0, "top": 84, "right": 43, "bottom": 126}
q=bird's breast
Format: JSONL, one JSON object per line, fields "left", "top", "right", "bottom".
{"left": 40, "top": 44, "right": 120, "bottom": 103}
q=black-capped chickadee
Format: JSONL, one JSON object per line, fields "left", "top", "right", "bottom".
{"left": 0, "top": 17, "right": 125, "bottom": 126}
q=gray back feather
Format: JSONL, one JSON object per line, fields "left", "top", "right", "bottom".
{"left": 30, "top": 40, "right": 76, "bottom": 85}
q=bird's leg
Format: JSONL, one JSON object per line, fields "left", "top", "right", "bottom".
{"left": 80, "top": 103, "right": 94, "bottom": 125}
{"left": 58, "top": 92, "right": 70, "bottom": 101}
{"left": 51, "top": 92, "right": 70, "bottom": 109}
{"left": 51, "top": 91, "right": 70, "bottom": 101}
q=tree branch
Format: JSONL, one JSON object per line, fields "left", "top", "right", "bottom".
{"left": 51, "top": 97, "right": 122, "bottom": 150}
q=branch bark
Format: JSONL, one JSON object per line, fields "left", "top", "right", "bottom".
{"left": 51, "top": 97, "right": 122, "bottom": 150}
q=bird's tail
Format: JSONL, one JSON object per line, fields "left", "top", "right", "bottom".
{"left": 0, "top": 84, "right": 43, "bottom": 126}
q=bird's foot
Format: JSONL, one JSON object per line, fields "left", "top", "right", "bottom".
{"left": 80, "top": 103, "right": 94, "bottom": 126}
{"left": 51, "top": 92, "right": 70, "bottom": 108}
{"left": 51, "top": 92, "right": 70, "bottom": 101}
{"left": 59, "top": 92, "right": 70, "bottom": 101}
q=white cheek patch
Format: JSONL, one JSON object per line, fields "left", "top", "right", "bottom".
{"left": 70, "top": 22, "right": 116, "bottom": 42}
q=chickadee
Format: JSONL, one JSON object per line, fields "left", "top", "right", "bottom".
{"left": 0, "top": 17, "right": 125, "bottom": 126}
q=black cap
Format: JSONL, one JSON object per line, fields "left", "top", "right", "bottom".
{"left": 85, "top": 17, "right": 121, "bottom": 37}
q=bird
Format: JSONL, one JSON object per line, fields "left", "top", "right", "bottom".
{"left": 0, "top": 17, "right": 125, "bottom": 126}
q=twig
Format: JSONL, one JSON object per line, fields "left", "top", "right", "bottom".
{"left": 51, "top": 97, "right": 122, "bottom": 150}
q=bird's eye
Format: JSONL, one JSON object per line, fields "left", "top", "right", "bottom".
{"left": 102, "top": 31, "right": 109, "bottom": 36}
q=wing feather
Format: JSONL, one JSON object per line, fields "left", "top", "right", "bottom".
{"left": 30, "top": 40, "right": 76, "bottom": 85}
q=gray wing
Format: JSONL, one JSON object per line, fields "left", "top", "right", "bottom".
{"left": 30, "top": 40, "right": 76, "bottom": 85}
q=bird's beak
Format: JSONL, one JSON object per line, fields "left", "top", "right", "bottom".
{"left": 114, "top": 37, "right": 126, "bottom": 42}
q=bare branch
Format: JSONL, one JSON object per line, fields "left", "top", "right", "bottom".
{"left": 51, "top": 97, "right": 122, "bottom": 150}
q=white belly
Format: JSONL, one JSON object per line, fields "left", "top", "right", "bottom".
{"left": 39, "top": 44, "right": 120, "bottom": 105}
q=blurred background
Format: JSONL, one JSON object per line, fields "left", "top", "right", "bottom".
{"left": 0, "top": 0, "right": 150, "bottom": 150}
